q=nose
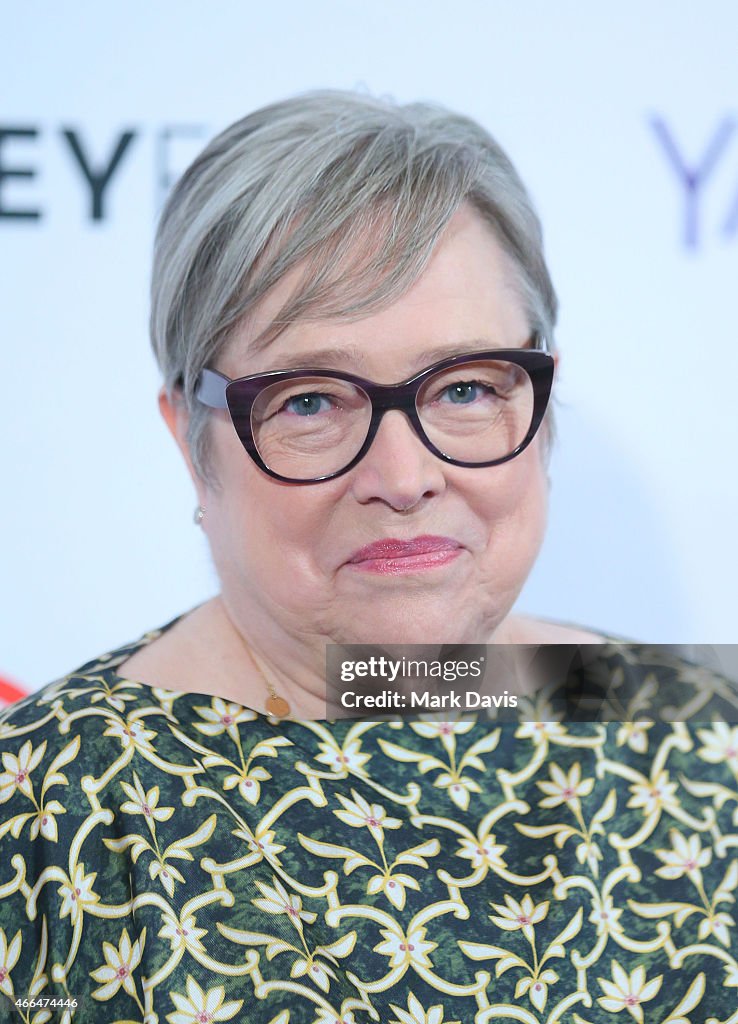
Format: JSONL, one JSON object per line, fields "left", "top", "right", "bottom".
{"left": 349, "top": 410, "right": 447, "bottom": 511}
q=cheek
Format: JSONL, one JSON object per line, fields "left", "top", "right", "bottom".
{"left": 205, "top": 424, "right": 339, "bottom": 577}
{"left": 475, "top": 444, "right": 549, "bottom": 556}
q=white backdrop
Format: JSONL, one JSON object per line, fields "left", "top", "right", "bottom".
{"left": 2, "top": 1, "right": 737, "bottom": 694}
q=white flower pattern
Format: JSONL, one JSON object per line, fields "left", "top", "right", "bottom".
{"left": 0, "top": 624, "right": 736, "bottom": 1023}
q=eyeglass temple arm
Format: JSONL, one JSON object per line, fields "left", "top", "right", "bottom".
{"left": 195, "top": 368, "right": 230, "bottom": 409}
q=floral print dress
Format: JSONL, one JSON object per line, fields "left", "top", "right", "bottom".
{"left": 1, "top": 617, "right": 737, "bottom": 1024}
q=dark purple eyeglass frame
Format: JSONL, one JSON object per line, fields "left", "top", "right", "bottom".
{"left": 194, "top": 333, "right": 554, "bottom": 484}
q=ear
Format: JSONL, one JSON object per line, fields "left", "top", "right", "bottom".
{"left": 158, "top": 385, "right": 207, "bottom": 502}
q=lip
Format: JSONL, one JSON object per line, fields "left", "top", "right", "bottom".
{"left": 346, "top": 535, "right": 463, "bottom": 575}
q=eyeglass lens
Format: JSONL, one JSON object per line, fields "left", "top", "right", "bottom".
{"left": 246, "top": 359, "right": 534, "bottom": 480}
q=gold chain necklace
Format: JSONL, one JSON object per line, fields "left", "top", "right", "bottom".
{"left": 242, "top": 636, "right": 291, "bottom": 718}
{"left": 218, "top": 599, "right": 292, "bottom": 719}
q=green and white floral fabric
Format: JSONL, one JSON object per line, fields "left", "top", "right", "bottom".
{"left": 1, "top": 620, "right": 737, "bottom": 1024}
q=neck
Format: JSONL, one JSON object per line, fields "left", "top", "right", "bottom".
{"left": 212, "top": 594, "right": 541, "bottom": 720}
{"left": 214, "top": 594, "right": 332, "bottom": 719}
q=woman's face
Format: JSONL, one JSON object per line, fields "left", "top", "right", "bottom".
{"left": 183, "top": 205, "right": 550, "bottom": 649}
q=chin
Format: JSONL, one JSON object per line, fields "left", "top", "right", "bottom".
{"left": 332, "top": 596, "right": 490, "bottom": 647}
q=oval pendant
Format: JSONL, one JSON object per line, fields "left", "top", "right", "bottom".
{"left": 265, "top": 694, "right": 291, "bottom": 718}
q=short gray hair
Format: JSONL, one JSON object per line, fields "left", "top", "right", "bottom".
{"left": 150, "top": 89, "right": 558, "bottom": 484}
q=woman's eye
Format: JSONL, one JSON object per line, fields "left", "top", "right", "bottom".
{"left": 283, "top": 393, "right": 333, "bottom": 416}
{"left": 439, "top": 381, "right": 495, "bottom": 404}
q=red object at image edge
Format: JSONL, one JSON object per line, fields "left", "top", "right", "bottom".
{"left": 0, "top": 675, "right": 28, "bottom": 707}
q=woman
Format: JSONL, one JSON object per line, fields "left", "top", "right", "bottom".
{"left": 1, "top": 90, "right": 736, "bottom": 1024}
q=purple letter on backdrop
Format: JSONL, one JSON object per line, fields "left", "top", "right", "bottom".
{"left": 650, "top": 117, "right": 735, "bottom": 249}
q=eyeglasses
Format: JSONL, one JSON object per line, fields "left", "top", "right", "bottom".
{"left": 194, "top": 334, "right": 554, "bottom": 484}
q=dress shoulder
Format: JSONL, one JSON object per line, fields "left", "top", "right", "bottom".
{"left": 574, "top": 639, "right": 738, "bottom": 723}
{"left": 1, "top": 613, "right": 185, "bottom": 726}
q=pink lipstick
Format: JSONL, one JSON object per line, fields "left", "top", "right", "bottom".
{"left": 347, "top": 535, "right": 463, "bottom": 575}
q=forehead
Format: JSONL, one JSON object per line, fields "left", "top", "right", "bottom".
{"left": 223, "top": 206, "right": 529, "bottom": 378}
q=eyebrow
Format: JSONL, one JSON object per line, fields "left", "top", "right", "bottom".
{"left": 259, "top": 337, "right": 535, "bottom": 373}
